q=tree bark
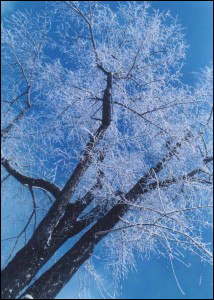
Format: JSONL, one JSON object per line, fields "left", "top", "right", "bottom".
{"left": 1, "top": 72, "right": 113, "bottom": 299}
{"left": 19, "top": 204, "right": 128, "bottom": 299}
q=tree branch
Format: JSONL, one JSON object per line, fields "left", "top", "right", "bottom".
{"left": 17, "top": 154, "right": 213, "bottom": 299}
{"left": 114, "top": 101, "right": 168, "bottom": 133}
{"left": 1, "top": 157, "right": 61, "bottom": 198}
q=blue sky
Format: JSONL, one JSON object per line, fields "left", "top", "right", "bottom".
{"left": 1, "top": 1, "right": 213, "bottom": 299}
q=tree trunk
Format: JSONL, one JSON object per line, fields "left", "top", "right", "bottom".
{"left": 1, "top": 72, "right": 113, "bottom": 300}
{"left": 19, "top": 204, "right": 128, "bottom": 299}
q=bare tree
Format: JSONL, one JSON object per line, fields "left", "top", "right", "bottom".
{"left": 1, "top": 2, "right": 213, "bottom": 299}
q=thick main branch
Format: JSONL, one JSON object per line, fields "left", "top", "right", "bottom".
{"left": 1, "top": 71, "right": 112, "bottom": 300}
{"left": 20, "top": 151, "right": 213, "bottom": 299}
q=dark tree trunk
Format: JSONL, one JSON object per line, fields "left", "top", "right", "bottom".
{"left": 1, "top": 211, "right": 93, "bottom": 299}
{"left": 1, "top": 69, "right": 113, "bottom": 300}
{"left": 19, "top": 204, "right": 128, "bottom": 299}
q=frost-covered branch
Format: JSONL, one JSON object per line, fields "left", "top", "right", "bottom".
{"left": 1, "top": 157, "right": 61, "bottom": 198}
{"left": 1, "top": 2, "right": 213, "bottom": 299}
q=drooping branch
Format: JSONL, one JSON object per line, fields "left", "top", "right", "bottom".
{"left": 0, "top": 124, "right": 206, "bottom": 300}
{"left": 112, "top": 217, "right": 213, "bottom": 262}
{"left": 2, "top": 161, "right": 104, "bottom": 298}
{"left": 1, "top": 69, "right": 113, "bottom": 300}
{"left": 1, "top": 2, "right": 213, "bottom": 299}
{"left": 1, "top": 157, "right": 61, "bottom": 198}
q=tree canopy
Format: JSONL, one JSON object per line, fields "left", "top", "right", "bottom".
{"left": 1, "top": 2, "right": 213, "bottom": 299}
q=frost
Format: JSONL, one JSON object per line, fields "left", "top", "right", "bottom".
{"left": 21, "top": 295, "right": 34, "bottom": 299}
{"left": 1, "top": 1, "right": 213, "bottom": 299}
{"left": 47, "top": 233, "right": 52, "bottom": 246}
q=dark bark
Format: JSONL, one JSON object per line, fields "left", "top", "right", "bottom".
{"left": 1, "top": 73, "right": 112, "bottom": 299}
{"left": 2, "top": 46, "right": 212, "bottom": 299}
{"left": 1, "top": 157, "right": 61, "bottom": 198}
{"left": 1, "top": 137, "right": 107, "bottom": 298}
{"left": 102, "top": 72, "right": 112, "bottom": 126}
{"left": 2, "top": 150, "right": 212, "bottom": 299}
{"left": 19, "top": 203, "right": 128, "bottom": 299}
{"left": 1, "top": 212, "right": 94, "bottom": 299}
{"left": 19, "top": 154, "right": 213, "bottom": 299}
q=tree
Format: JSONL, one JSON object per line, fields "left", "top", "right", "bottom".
{"left": 1, "top": 1, "right": 213, "bottom": 299}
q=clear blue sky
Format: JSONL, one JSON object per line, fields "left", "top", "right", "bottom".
{"left": 1, "top": 1, "right": 213, "bottom": 299}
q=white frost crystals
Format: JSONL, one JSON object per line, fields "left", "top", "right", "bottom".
{"left": 1, "top": 1, "right": 213, "bottom": 299}
{"left": 21, "top": 294, "right": 34, "bottom": 299}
